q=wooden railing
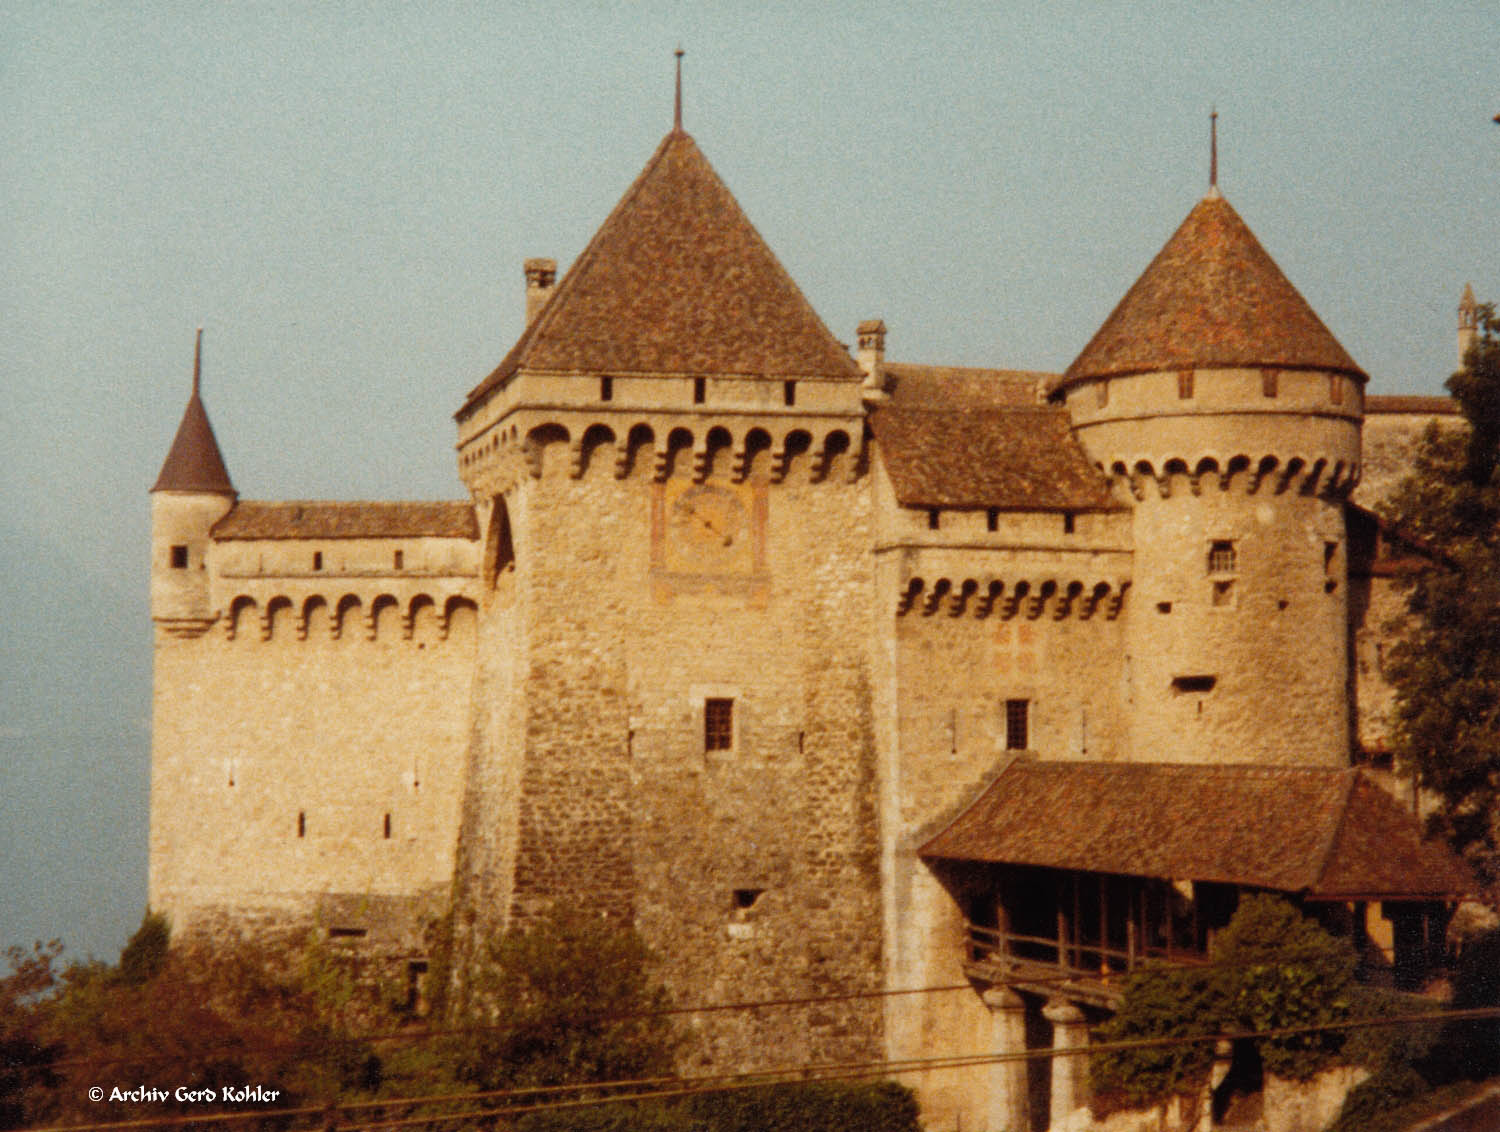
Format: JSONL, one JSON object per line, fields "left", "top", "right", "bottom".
{"left": 964, "top": 922, "right": 1206, "bottom": 981}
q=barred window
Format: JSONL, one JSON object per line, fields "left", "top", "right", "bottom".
{"left": 1208, "top": 540, "right": 1236, "bottom": 574}
{"left": 705, "top": 698, "right": 734, "bottom": 752}
{"left": 1005, "top": 699, "right": 1029, "bottom": 751}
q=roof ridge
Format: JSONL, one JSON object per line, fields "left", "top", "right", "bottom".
{"left": 1309, "top": 768, "right": 1361, "bottom": 893}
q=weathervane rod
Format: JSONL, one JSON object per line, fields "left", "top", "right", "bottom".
{"left": 674, "top": 47, "right": 684, "bottom": 132}
{"left": 193, "top": 327, "right": 203, "bottom": 398}
{"left": 1210, "top": 107, "right": 1218, "bottom": 188}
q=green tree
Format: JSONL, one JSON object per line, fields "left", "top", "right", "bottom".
{"left": 1091, "top": 895, "right": 1358, "bottom": 1110}
{"left": 0, "top": 941, "right": 62, "bottom": 1130}
{"left": 1382, "top": 299, "right": 1500, "bottom": 891}
{"left": 458, "top": 906, "right": 679, "bottom": 1092}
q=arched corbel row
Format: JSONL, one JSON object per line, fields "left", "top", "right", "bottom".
{"left": 897, "top": 577, "right": 1127, "bottom": 621}
{"left": 1103, "top": 453, "right": 1360, "bottom": 500}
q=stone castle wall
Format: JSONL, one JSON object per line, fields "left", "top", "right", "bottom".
{"left": 451, "top": 418, "right": 884, "bottom": 1072}
{"left": 148, "top": 532, "right": 479, "bottom": 947}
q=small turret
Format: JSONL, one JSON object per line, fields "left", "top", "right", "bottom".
{"left": 1459, "top": 282, "right": 1479, "bottom": 366}
{"left": 151, "top": 330, "right": 236, "bottom": 633}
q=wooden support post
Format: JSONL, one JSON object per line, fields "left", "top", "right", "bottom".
{"left": 1099, "top": 876, "right": 1109, "bottom": 974}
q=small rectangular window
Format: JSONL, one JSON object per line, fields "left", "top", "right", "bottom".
{"left": 169, "top": 545, "right": 189, "bottom": 569}
{"left": 1005, "top": 699, "right": 1029, "bottom": 751}
{"left": 327, "top": 926, "right": 367, "bottom": 940}
{"left": 987, "top": 509, "right": 999, "bottom": 532}
{"left": 927, "top": 509, "right": 940, "bottom": 530}
{"left": 705, "top": 698, "right": 734, "bottom": 752}
{"left": 1063, "top": 512, "right": 1076, "bottom": 534}
{"left": 394, "top": 549, "right": 404, "bottom": 570}
{"left": 1262, "top": 369, "right": 1279, "bottom": 398}
{"left": 1172, "top": 675, "right": 1217, "bottom": 693}
{"left": 600, "top": 375, "right": 613, "bottom": 402}
{"left": 313, "top": 551, "right": 323, "bottom": 571}
{"left": 693, "top": 377, "right": 706, "bottom": 404}
{"left": 1208, "top": 540, "right": 1236, "bottom": 574}
{"left": 1177, "top": 370, "right": 1194, "bottom": 399}
{"left": 783, "top": 380, "right": 796, "bottom": 407}
{"left": 1096, "top": 380, "right": 1109, "bottom": 407}
{"left": 297, "top": 811, "right": 306, "bottom": 838}
{"left": 1330, "top": 374, "right": 1344, "bottom": 405}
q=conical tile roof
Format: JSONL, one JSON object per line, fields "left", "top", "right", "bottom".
{"left": 464, "top": 130, "right": 860, "bottom": 411}
{"left": 152, "top": 391, "right": 234, "bottom": 493}
{"left": 1059, "top": 192, "right": 1364, "bottom": 390}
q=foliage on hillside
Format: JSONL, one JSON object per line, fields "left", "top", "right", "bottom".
{"left": 1090, "top": 894, "right": 1358, "bottom": 1111}
{"left": 1381, "top": 298, "right": 1500, "bottom": 891}
{"left": 0, "top": 907, "right": 921, "bottom": 1132}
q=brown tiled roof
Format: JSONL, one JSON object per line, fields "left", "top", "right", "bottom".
{"left": 871, "top": 407, "right": 1120, "bottom": 511}
{"left": 882, "top": 363, "right": 1050, "bottom": 410}
{"left": 919, "top": 760, "right": 1472, "bottom": 900}
{"left": 1058, "top": 193, "right": 1365, "bottom": 391}
{"left": 152, "top": 393, "right": 235, "bottom": 494}
{"left": 212, "top": 501, "right": 478, "bottom": 540}
{"left": 1364, "top": 394, "right": 1461, "bottom": 416}
{"left": 462, "top": 130, "right": 860, "bottom": 413}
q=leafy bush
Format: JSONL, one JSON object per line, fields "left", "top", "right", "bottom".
{"left": 1091, "top": 894, "right": 1360, "bottom": 1111}
{"left": 459, "top": 906, "right": 678, "bottom": 1092}
{"left": 513, "top": 1082, "right": 921, "bottom": 1132}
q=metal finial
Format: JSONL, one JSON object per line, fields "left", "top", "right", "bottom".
{"left": 674, "top": 47, "right": 684, "bottom": 132}
{"left": 192, "top": 327, "right": 203, "bottom": 398}
{"left": 1210, "top": 108, "right": 1218, "bottom": 188}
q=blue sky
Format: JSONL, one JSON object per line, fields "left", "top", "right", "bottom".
{"left": 2, "top": 2, "right": 1496, "bottom": 961}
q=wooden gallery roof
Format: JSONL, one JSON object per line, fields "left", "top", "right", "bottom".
{"left": 919, "top": 760, "right": 1473, "bottom": 901}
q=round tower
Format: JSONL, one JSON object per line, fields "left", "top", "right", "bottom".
{"left": 1053, "top": 189, "right": 1364, "bottom": 768}
{"left": 150, "top": 330, "right": 236, "bottom": 634}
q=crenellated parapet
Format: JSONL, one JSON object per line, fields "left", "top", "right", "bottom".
{"left": 895, "top": 576, "right": 1128, "bottom": 620}
{"left": 221, "top": 591, "right": 478, "bottom": 642}
{"left": 461, "top": 413, "right": 866, "bottom": 491}
{"left": 1101, "top": 452, "right": 1360, "bottom": 501}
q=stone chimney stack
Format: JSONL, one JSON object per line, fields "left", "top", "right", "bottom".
{"left": 524, "top": 258, "right": 557, "bottom": 326}
{"left": 857, "top": 319, "right": 889, "bottom": 402}
{"left": 1459, "top": 282, "right": 1479, "bottom": 367}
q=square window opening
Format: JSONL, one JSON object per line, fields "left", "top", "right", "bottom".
{"left": 733, "top": 888, "right": 763, "bottom": 911}
{"left": 169, "top": 544, "right": 189, "bottom": 569}
{"left": 1208, "top": 540, "right": 1236, "bottom": 574}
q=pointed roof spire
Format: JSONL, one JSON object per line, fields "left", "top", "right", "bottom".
{"left": 152, "top": 330, "right": 235, "bottom": 494}
{"left": 1209, "top": 108, "right": 1219, "bottom": 194}
{"left": 673, "top": 47, "right": 684, "bottom": 134}
{"left": 463, "top": 130, "right": 860, "bottom": 411}
{"left": 1059, "top": 192, "right": 1364, "bottom": 389}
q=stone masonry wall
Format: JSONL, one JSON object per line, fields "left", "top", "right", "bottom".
{"left": 149, "top": 569, "right": 477, "bottom": 945}
{"left": 452, "top": 432, "right": 884, "bottom": 1074}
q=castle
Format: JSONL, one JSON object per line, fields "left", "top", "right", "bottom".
{"left": 149, "top": 107, "right": 1476, "bottom": 1131}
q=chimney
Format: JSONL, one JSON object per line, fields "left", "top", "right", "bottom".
{"left": 857, "top": 319, "right": 889, "bottom": 402}
{"left": 524, "top": 258, "right": 557, "bottom": 326}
